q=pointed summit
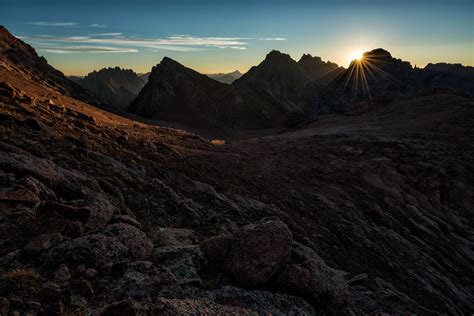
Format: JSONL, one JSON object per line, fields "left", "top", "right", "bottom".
{"left": 233, "top": 50, "right": 311, "bottom": 97}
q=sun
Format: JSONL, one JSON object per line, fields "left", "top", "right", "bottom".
{"left": 350, "top": 49, "right": 364, "bottom": 62}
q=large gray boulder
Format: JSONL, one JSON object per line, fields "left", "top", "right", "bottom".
{"left": 202, "top": 217, "right": 293, "bottom": 287}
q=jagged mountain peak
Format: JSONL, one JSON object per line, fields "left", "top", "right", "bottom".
{"left": 233, "top": 50, "right": 311, "bottom": 98}
{"left": 265, "top": 50, "right": 293, "bottom": 60}
{"left": 128, "top": 57, "right": 303, "bottom": 128}
{"left": 364, "top": 48, "right": 392, "bottom": 58}
{"left": 299, "top": 53, "right": 321, "bottom": 63}
{"left": 77, "top": 66, "right": 146, "bottom": 110}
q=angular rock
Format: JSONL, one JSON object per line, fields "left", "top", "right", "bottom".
{"left": 53, "top": 264, "right": 71, "bottom": 283}
{"left": 39, "top": 282, "right": 61, "bottom": 302}
{"left": 153, "top": 245, "right": 204, "bottom": 285}
{"left": 24, "top": 233, "right": 66, "bottom": 257}
{"left": 200, "top": 234, "right": 233, "bottom": 270}
{"left": 273, "top": 243, "right": 349, "bottom": 310}
{"left": 225, "top": 217, "right": 293, "bottom": 287}
{"left": 113, "top": 261, "right": 176, "bottom": 302}
{"left": 41, "top": 223, "right": 152, "bottom": 269}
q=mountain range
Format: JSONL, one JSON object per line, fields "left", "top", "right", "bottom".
{"left": 128, "top": 57, "right": 303, "bottom": 129}
{"left": 0, "top": 25, "right": 473, "bottom": 315}
{"left": 65, "top": 48, "right": 474, "bottom": 130}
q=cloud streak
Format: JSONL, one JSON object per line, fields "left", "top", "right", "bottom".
{"left": 21, "top": 34, "right": 249, "bottom": 52}
{"left": 259, "top": 37, "right": 288, "bottom": 41}
{"left": 20, "top": 33, "right": 288, "bottom": 53}
{"left": 35, "top": 45, "right": 138, "bottom": 54}
{"left": 29, "top": 22, "right": 78, "bottom": 26}
{"left": 89, "top": 24, "right": 107, "bottom": 28}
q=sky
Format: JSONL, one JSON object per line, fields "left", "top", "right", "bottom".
{"left": 1, "top": 0, "right": 473, "bottom": 76}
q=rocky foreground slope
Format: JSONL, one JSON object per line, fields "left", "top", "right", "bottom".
{"left": 0, "top": 26, "right": 474, "bottom": 315}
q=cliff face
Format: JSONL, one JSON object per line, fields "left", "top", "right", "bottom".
{"left": 128, "top": 57, "right": 304, "bottom": 129}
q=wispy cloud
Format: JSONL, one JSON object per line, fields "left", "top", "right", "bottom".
{"left": 20, "top": 34, "right": 249, "bottom": 52}
{"left": 28, "top": 22, "right": 78, "bottom": 27}
{"left": 89, "top": 24, "right": 107, "bottom": 28}
{"left": 259, "top": 37, "right": 288, "bottom": 41}
{"left": 36, "top": 45, "right": 138, "bottom": 54}
{"left": 94, "top": 33, "right": 123, "bottom": 36}
{"left": 20, "top": 32, "right": 288, "bottom": 54}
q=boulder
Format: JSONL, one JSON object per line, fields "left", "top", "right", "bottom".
{"left": 41, "top": 224, "right": 152, "bottom": 269}
{"left": 273, "top": 243, "right": 349, "bottom": 310}
{"left": 113, "top": 261, "right": 176, "bottom": 302}
{"left": 225, "top": 217, "right": 293, "bottom": 287}
{"left": 39, "top": 282, "right": 61, "bottom": 302}
{"left": 153, "top": 245, "right": 205, "bottom": 285}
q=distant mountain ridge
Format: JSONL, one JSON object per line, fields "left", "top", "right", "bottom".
{"left": 75, "top": 67, "right": 146, "bottom": 110}
{"left": 207, "top": 70, "right": 242, "bottom": 84}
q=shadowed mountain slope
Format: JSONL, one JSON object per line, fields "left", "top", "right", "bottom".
{"left": 128, "top": 57, "right": 304, "bottom": 129}
{"left": 76, "top": 67, "right": 146, "bottom": 110}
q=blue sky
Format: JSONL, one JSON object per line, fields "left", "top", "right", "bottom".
{"left": 1, "top": 0, "right": 473, "bottom": 75}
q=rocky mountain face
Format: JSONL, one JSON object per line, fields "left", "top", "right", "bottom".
{"left": 418, "top": 63, "right": 474, "bottom": 95}
{"left": 236, "top": 49, "right": 474, "bottom": 116}
{"left": 128, "top": 57, "right": 303, "bottom": 129}
{"left": 1, "top": 26, "right": 474, "bottom": 315}
{"left": 307, "top": 48, "right": 417, "bottom": 113}
{"left": 76, "top": 67, "right": 146, "bottom": 110}
{"left": 233, "top": 50, "right": 313, "bottom": 98}
{"left": 0, "top": 26, "right": 95, "bottom": 105}
{"left": 207, "top": 70, "right": 242, "bottom": 84}
{"left": 297, "top": 54, "right": 345, "bottom": 84}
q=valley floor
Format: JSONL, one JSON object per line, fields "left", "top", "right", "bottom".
{"left": 0, "top": 74, "right": 473, "bottom": 314}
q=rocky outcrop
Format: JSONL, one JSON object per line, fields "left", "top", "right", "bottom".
{"left": 224, "top": 217, "right": 293, "bottom": 287}
{"left": 128, "top": 57, "right": 304, "bottom": 129}
{"left": 77, "top": 67, "right": 146, "bottom": 110}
